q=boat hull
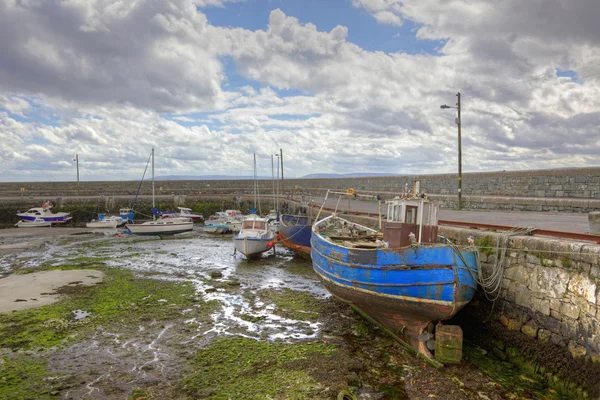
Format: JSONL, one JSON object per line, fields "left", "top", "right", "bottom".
{"left": 16, "top": 220, "right": 52, "bottom": 228}
{"left": 203, "top": 224, "right": 229, "bottom": 234}
{"left": 17, "top": 214, "right": 72, "bottom": 223}
{"left": 87, "top": 220, "right": 119, "bottom": 229}
{"left": 126, "top": 221, "right": 194, "bottom": 236}
{"left": 310, "top": 230, "right": 477, "bottom": 359}
{"left": 233, "top": 236, "right": 274, "bottom": 258}
{"left": 278, "top": 215, "right": 313, "bottom": 257}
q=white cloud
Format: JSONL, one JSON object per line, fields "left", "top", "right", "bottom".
{"left": 0, "top": 1, "right": 599, "bottom": 182}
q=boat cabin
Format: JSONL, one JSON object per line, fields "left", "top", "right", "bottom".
{"left": 383, "top": 196, "right": 439, "bottom": 247}
{"left": 241, "top": 219, "right": 268, "bottom": 231}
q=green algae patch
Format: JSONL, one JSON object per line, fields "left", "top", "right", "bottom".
{"left": 0, "top": 356, "right": 55, "bottom": 400}
{"left": 181, "top": 337, "right": 336, "bottom": 399}
{"left": 256, "top": 288, "right": 325, "bottom": 321}
{"left": 0, "top": 269, "right": 197, "bottom": 350}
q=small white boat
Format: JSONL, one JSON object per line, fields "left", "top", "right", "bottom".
{"left": 87, "top": 215, "right": 123, "bottom": 229}
{"left": 15, "top": 217, "right": 52, "bottom": 228}
{"left": 233, "top": 214, "right": 276, "bottom": 258}
{"left": 16, "top": 201, "right": 72, "bottom": 224}
{"left": 126, "top": 218, "right": 194, "bottom": 237}
{"left": 204, "top": 210, "right": 244, "bottom": 233}
{"left": 161, "top": 207, "right": 203, "bottom": 222}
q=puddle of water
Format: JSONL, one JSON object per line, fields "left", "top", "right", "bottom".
{"left": 72, "top": 309, "right": 92, "bottom": 320}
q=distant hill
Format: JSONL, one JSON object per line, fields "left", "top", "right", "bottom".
{"left": 300, "top": 173, "right": 402, "bottom": 179}
{"left": 153, "top": 175, "right": 273, "bottom": 180}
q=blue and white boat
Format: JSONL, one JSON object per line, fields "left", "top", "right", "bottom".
{"left": 278, "top": 214, "right": 314, "bottom": 258}
{"left": 16, "top": 201, "right": 72, "bottom": 224}
{"left": 233, "top": 214, "right": 276, "bottom": 258}
{"left": 310, "top": 194, "right": 478, "bottom": 361}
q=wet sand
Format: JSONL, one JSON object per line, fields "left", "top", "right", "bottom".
{"left": 0, "top": 269, "right": 104, "bottom": 312}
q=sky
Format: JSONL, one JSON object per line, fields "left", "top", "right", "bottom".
{"left": 1, "top": 0, "right": 599, "bottom": 182}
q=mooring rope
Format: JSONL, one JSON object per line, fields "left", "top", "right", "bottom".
{"left": 444, "top": 227, "right": 534, "bottom": 302}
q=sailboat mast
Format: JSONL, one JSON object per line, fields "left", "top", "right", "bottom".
{"left": 152, "top": 147, "right": 155, "bottom": 221}
{"left": 253, "top": 153, "right": 257, "bottom": 211}
{"left": 271, "top": 154, "right": 275, "bottom": 211}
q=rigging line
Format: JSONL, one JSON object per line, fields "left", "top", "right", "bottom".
{"left": 462, "top": 69, "right": 600, "bottom": 107}
{"left": 131, "top": 151, "right": 153, "bottom": 212}
{"left": 464, "top": 61, "right": 600, "bottom": 98}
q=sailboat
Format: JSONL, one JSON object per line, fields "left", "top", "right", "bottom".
{"left": 126, "top": 148, "right": 194, "bottom": 238}
{"left": 232, "top": 154, "right": 276, "bottom": 258}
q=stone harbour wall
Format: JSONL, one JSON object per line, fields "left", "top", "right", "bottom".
{"left": 2, "top": 166, "right": 600, "bottom": 199}
{"left": 441, "top": 226, "right": 600, "bottom": 394}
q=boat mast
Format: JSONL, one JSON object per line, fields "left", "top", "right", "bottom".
{"left": 152, "top": 147, "right": 155, "bottom": 221}
{"left": 253, "top": 153, "right": 257, "bottom": 213}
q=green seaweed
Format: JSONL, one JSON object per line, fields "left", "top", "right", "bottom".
{"left": 475, "top": 235, "right": 495, "bottom": 257}
{"left": 0, "top": 356, "right": 55, "bottom": 400}
{"left": 0, "top": 268, "right": 198, "bottom": 350}
{"left": 256, "top": 288, "right": 324, "bottom": 321}
{"left": 181, "top": 337, "right": 336, "bottom": 399}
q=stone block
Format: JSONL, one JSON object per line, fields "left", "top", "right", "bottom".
{"left": 499, "top": 314, "right": 509, "bottom": 327}
{"left": 514, "top": 284, "right": 532, "bottom": 309}
{"left": 568, "top": 273, "right": 597, "bottom": 304}
{"left": 531, "top": 297, "right": 550, "bottom": 316}
{"left": 504, "top": 267, "right": 531, "bottom": 287}
{"left": 549, "top": 298, "right": 561, "bottom": 311}
{"left": 551, "top": 333, "right": 566, "bottom": 347}
{"left": 591, "top": 352, "right": 600, "bottom": 364}
{"left": 560, "top": 302, "right": 581, "bottom": 320}
{"left": 568, "top": 341, "right": 587, "bottom": 359}
{"left": 580, "top": 245, "right": 600, "bottom": 265}
{"left": 529, "top": 266, "right": 569, "bottom": 298}
{"left": 522, "top": 321, "right": 539, "bottom": 338}
{"left": 526, "top": 254, "right": 540, "bottom": 265}
{"left": 560, "top": 318, "right": 578, "bottom": 339}
{"left": 507, "top": 318, "right": 523, "bottom": 331}
{"left": 538, "top": 329, "right": 552, "bottom": 343}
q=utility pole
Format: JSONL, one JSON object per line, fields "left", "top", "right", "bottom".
{"left": 440, "top": 93, "right": 463, "bottom": 210}
{"left": 457, "top": 92, "right": 462, "bottom": 210}
{"left": 74, "top": 154, "right": 79, "bottom": 186}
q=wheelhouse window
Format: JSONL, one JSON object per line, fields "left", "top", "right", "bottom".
{"left": 405, "top": 206, "right": 418, "bottom": 224}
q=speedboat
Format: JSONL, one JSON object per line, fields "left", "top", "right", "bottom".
{"left": 15, "top": 217, "right": 52, "bottom": 228}
{"left": 232, "top": 214, "right": 276, "bottom": 258}
{"left": 16, "top": 201, "right": 72, "bottom": 224}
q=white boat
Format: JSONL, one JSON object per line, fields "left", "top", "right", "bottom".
{"left": 233, "top": 214, "right": 276, "bottom": 258}
{"left": 204, "top": 210, "right": 244, "bottom": 233}
{"left": 15, "top": 217, "right": 52, "bottom": 228}
{"left": 161, "top": 207, "right": 203, "bottom": 222}
{"left": 126, "top": 149, "right": 194, "bottom": 238}
{"left": 87, "top": 215, "right": 123, "bottom": 229}
{"left": 16, "top": 201, "right": 72, "bottom": 224}
{"left": 232, "top": 154, "right": 276, "bottom": 258}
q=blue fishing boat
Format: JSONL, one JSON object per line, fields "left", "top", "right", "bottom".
{"left": 278, "top": 214, "right": 314, "bottom": 258}
{"left": 310, "top": 194, "right": 478, "bottom": 362}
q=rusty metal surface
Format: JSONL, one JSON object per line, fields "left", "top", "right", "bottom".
{"left": 438, "top": 220, "right": 600, "bottom": 243}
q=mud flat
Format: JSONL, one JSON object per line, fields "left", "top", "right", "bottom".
{"left": 0, "top": 269, "right": 104, "bottom": 312}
